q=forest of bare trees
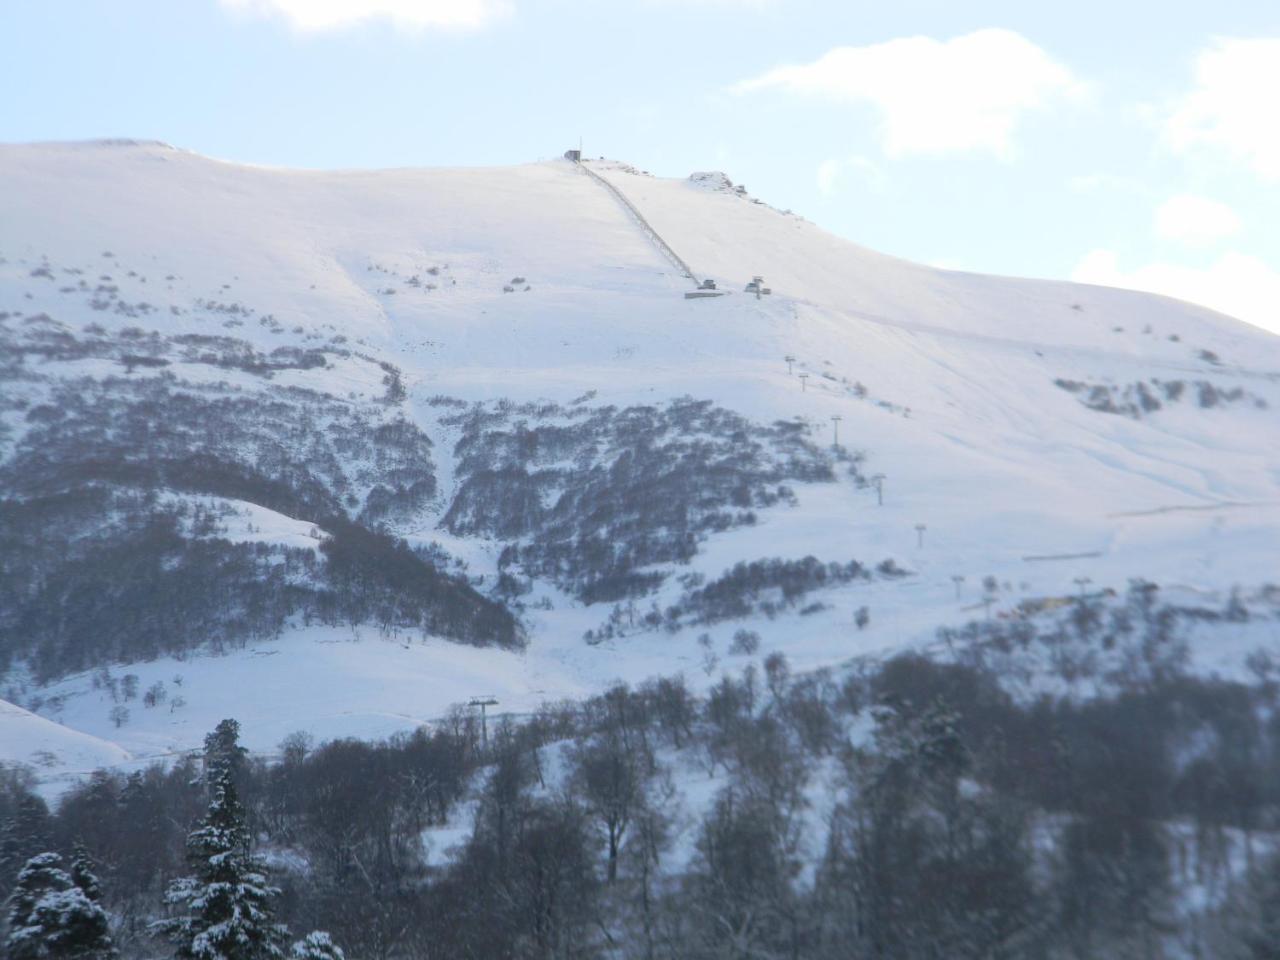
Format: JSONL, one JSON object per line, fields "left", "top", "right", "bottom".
{"left": 7, "top": 591, "right": 1280, "bottom": 959}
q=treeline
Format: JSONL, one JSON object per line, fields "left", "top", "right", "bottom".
{"left": 670, "top": 555, "right": 907, "bottom": 626}
{"left": 8, "top": 605, "right": 1280, "bottom": 958}
{"left": 0, "top": 358, "right": 534, "bottom": 678}
{"left": 582, "top": 555, "right": 905, "bottom": 643}
{"left": 0, "top": 491, "right": 521, "bottom": 681}
{"left": 936, "top": 578, "right": 1252, "bottom": 695}
{"left": 445, "top": 397, "right": 852, "bottom": 602}
{"left": 2, "top": 315, "right": 334, "bottom": 377}
{"left": 2, "top": 374, "right": 436, "bottom": 524}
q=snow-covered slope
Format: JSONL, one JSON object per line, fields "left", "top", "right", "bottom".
{"left": 0, "top": 699, "right": 131, "bottom": 793}
{"left": 2, "top": 140, "right": 1277, "bottom": 790}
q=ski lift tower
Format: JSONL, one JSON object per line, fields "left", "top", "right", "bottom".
{"left": 468, "top": 695, "right": 500, "bottom": 747}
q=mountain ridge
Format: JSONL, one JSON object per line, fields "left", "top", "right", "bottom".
{"left": 1, "top": 139, "right": 1277, "bottom": 789}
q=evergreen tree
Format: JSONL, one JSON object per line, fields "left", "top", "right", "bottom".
{"left": 8, "top": 853, "right": 67, "bottom": 958}
{"left": 288, "top": 932, "right": 344, "bottom": 960}
{"left": 155, "top": 723, "right": 287, "bottom": 960}
{"left": 203, "top": 719, "right": 249, "bottom": 785}
{"left": 68, "top": 845, "right": 102, "bottom": 903}
{"left": 5, "top": 852, "right": 115, "bottom": 960}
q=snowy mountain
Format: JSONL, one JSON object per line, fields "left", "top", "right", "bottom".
{"left": 2, "top": 139, "right": 1278, "bottom": 789}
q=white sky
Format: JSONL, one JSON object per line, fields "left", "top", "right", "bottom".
{"left": 2, "top": 0, "right": 1278, "bottom": 334}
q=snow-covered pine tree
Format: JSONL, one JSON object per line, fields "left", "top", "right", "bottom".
{"left": 4, "top": 852, "right": 116, "bottom": 960}
{"left": 68, "top": 845, "right": 102, "bottom": 903}
{"left": 154, "top": 724, "right": 288, "bottom": 960}
{"left": 203, "top": 719, "right": 249, "bottom": 785}
{"left": 289, "top": 931, "right": 344, "bottom": 960}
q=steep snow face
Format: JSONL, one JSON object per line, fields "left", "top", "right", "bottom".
{"left": 1, "top": 141, "right": 1278, "bottom": 787}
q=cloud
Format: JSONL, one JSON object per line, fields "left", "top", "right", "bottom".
{"left": 816, "top": 158, "right": 841, "bottom": 195}
{"left": 1165, "top": 37, "right": 1280, "bottom": 179}
{"left": 732, "top": 29, "right": 1086, "bottom": 158}
{"left": 1153, "top": 194, "right": 1241, "bottom": 246}
{"left": 1068, "top": 173, "right": 1147, "bottom": 196}
{"left": 218, "top": 0, "right": 511, "bottom": 31}
{"left": 816, "top": 154, "right": 883, "bottom": 196}
{"left": 1072, "top": 249, "right": 1280, "bottom": 335}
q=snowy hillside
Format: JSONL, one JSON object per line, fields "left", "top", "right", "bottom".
{"left": 1, "top": 140, "right": 1277, "bottom": 790}
{"left": 0, "top": 699, "right": 130, "bottom": 790}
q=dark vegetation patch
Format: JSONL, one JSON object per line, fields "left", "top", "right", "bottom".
{"left": 669, "top": 556, "right": 908, "bottom": 626}
{"left": 441, "top": 396, "right": 855, "bottom": 602}
{"left": 1, "top": 375, "right": 436, "bottom": 523}
{"left": 584, "top": 556, "right": 909, "bottom": 642}
{"left": 0, "top": 489, "right": 522, "bottom": 681}
{"left": 0, "top": 317, "right": 336, "bottom": 379}
{"left": 1055, "top": 376, "right": 1267, "bottom": 418}
{"left": 0, "top": 318, "right": 525, "bottom": 677}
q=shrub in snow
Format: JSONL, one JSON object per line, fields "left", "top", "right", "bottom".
{"left": 729, "top": 629, "right": 761, "bottom": 656}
